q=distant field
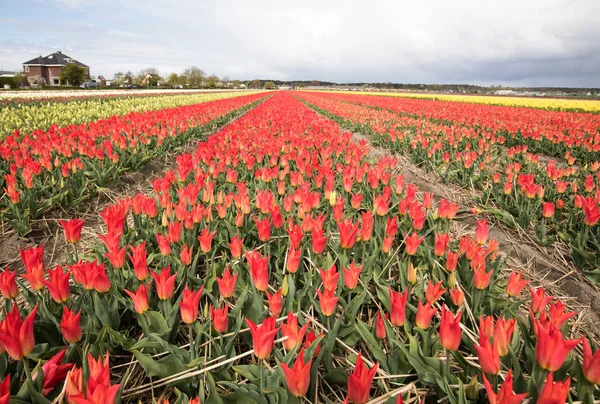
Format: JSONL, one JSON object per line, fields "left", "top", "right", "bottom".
{"left": 322, "top": 90, "right": 600, "bottom": 112}
{"left": 0, "top": 88, "right": 245, "bottom": 100}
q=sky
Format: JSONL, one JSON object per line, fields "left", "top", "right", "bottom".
{"left": 1, "top": 0, "right": 599, "bottom": 87}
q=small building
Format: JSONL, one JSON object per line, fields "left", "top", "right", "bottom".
{"left": 22, "top": 51, "right": 90, "bottom": 86}
{"left": 0, "top": 70, "right": 17, "bottom": 78}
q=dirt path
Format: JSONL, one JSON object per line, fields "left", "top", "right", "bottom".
{"left": 0, "top": 98, "right": 268, "bottom": 273}
{"left": 352, "top": 132, "right": 600, "bottom": 342}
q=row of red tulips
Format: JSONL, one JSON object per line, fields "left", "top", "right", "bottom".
{"left": 307, "top": 91, "right": 600, "bottom": 163}
{"left": 295, "top": 91, "right": 600, "bottom": 282}
{"left": 0, "top": 92, "right": 596, "bottom": 403}
{"left": 0, "top": 92, "right": 268, "bottom": 236}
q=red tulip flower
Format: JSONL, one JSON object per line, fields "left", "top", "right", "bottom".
{"left": 33, "top": 347, "right": 74, "bottom": 395}
{"left": 415, "top": 300, "right": 437, "bottom": 329}
{"left": 286, "top": 247, "right": 302, "bottom": 273}
{"left": 542, "top": 202, "right": 555, "bottom": 218}
{"left": 281, "top": 351, "right": 312, "bottom": 397}
{"left": 530, "top": 287, "right": 553, "bottom": 314}
{"left": 319, "top": 264, "right": 340, "bottom": 291}
{"left": 474, "top": 335, "right": 500, "bottom": 374}
{"left": 210, "top": 304, "right": 229, "bottom": 333}
{"left": 425, "top": 280, "right": 446, "bottom": 304}
{"left": 338, "top": 219, "right": 359, "bottom": 249}
{"left": 344, "top": 262, "right": 363, "bottom": 290}
{"left": 347, "top": 351, "right": 378, "bottom": 404}
{"left": 494, "top": 317, "right": 516, "bottom": 357}
{"left": 20, "top": 245, "right": 45, "bottom": 290}
{"left": 104, "top": 246, "right": 126, "bottom": 269}
{"left": 0, "top": 375, "right": 9, "bottom": 404}
{"left": 582, "top": 337, "right": 600, "bottom": 384}
{"left": 167, "top": 221, "right": 183, "bottom": 243}
{"left": 0, "top": 268, "right": 18, "bottom": 299}
{"left": 255, "top": 217, "right": 271, "bottom": 242}
{"left": 65, "top": 367, "right": 84, "bottom": 401}
{"left": 128, "top": 242, "right": 149, "bottom": 281}
{"left": 124, "top": 283, "right": 150, "bottom": 314}
{"left": 281, "top": 312, "right": 309, "bottom": 350}
{"left": 216, "top": 267, "right": 238, "bottom": 298}
{"left": 506, "top": 272, "right": 528, "bottom": 297}
{"left": 482, "top": 370, "right": 527, "bottom": 404}
{"left": 246, "top": 317, "right": 280, "bottom": 360}
{"left": 388, "top": 286, "right": 409, "bottom": 327}
{"left": 449, "top": 286, "right": 465, "bottom": 307}
{"left": 180, "top": 286, "right": 204, "bottom": 324}
{"left": 382, "top": 236, "right": 394, "bottom": 253}
{"left": 59, "top": 218, "right": 84, "bottom": 243}
{"left": 434, "top": 233, "right": 450, "bottom": 257}
{"left": 266, "top": 288, "right": 283, "bottom": 317}
{"left": 0, "top": 302, "right": 38, "bottom": 360}
{"left": 287, "top": 224, "right": 303, "bottom": 249}
{"left": 473, "top": 265, "right": 493, "bottom": 290}
{"left": 440, "top": 305, "right": 462, "bottom": 351}
{"left": 404, "top": 232, "right": 424, "bottom": 256}
{"left": 445, "top": 251, "right": 459, "bottom": 272}
{"left": 70, "top": 260, "right": 111, "bottom": 293}
{"left": 475, "top": 219, "right": 489, "bottom": 245}
{"left": 60, "top": 307, "right": 82, "bottom": 343}
{"left": 534, "top": 319, "right": 580, "bottom": 371}
{"left": 304, "top": 329, "right": 322, "bottom": 357}
{"left": 311, "top": 228, "right": 328, "bottom": 254}
{"left": 246, "top": 250, "right": 270, "bottom": 292}
{"left": 42, "top": 266, "right": 71, "bottom": 303}
{"left": 151, "top": 267, "right": 177, "bottom": 300}
{"left": 360, "top": 211, "right": 375, "bottom": 242}
{"left": 228, "top": 234, "right": 244, "bottom": 258}
{"left": 156, "top": 233, "right": 171, "bottom": 256}
{"left": 375, "top": 311, "right": 387, "bottom": 339}
{"left": 179, "top": 244, "right": 193, "bottom": 266}
{"left": 198, "top": 228, "right": 217, "bottom": 253}
{"left": 317, "top": 289, "right": 339, "bottom": 317}
{"left": 538, "top": 373, "right": 571, "bottom": 404}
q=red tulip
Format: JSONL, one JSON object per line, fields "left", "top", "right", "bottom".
{"left": 482, "top": 370, "right": 527, "bottom": 404}
{"left": 70, "top": 260, "right": 110, "bottom": 293}
{"left": 534, "top": 319, "right": 580, "bottom": 371}
{"left": 167, "top": 221, "right": 182, "bottom": 243}
{"left": 104, "top": 246, "right": 126, "bottom": 269}
{"left": 198, "top": 228, "right": 216, "bottom": 253}
{"left": 360, "top": 211, "right": 375, "bottom": 241}
{"left": 375, "top": 311, "right": 387, "bottom": 339}
{"left": 179, "top": 244, "right": 193, "bottom": 266}
{"left": 0, "top": 302, "right": 38, "bottom": 360}
{"left": 71, "top": 352, "right": 120, "bottom": 404}
{"left": 0, "top": 268, "right": 18, "bottom": 299}
{"left": 255, "top": 217, "right": 271, "bottom": 242}
{"left": 582, "top": 337, "right": 600, "bottom": 384}
{"left": 216, "top": 267, "right": 238, "bottom": 298}
{"left": 33, "top": 347, "right": 73, "bottom": 395}
{"left": 60, "top": 307, "right": 82, "bottom": 343}
{"left": 0, "top": 375, "right": 9, "bottom": 404}
{"left": 382, "top": 236, "right": 394, "bottom": 254}
{"left": 281, "top": 351, "right": 312, "bottom": 397}
{"left": 228, "top": 234, "right": 244, "bottom": 258}
{"left": 475, "top": 219, "right": 489, "bottom": 245}
{"left": 59, "top": 218, "right": 84, "bottom": 243}
{"left": 440, "top": 305, "right": 462, "bottom": 351}
{"left": 474, "top": 335, "right": 500, "bottom": 374}
{"left": 304, "top": 329, "right": 322, "bottom": 357}
{"left": 65, "top": 366, "right": 84, "bottom": 401}
{"left": 338, "top": 219, "right": 359, "bottom": 249}
{"left": 42, "top": 265, "right": 71, "bottom": 303}
{"left": 20, "top": 245, "right": 45, "bottom": 290}
{"left": 344, "top": 262, "right": 363, "bottom": 290}
{"left": 245, "top": 317, "right": 280, "bottom": 359}
{"left": 449, "top": 286, "right": 465, "bottom": 307}
{"left": 445, "top": 251, "right": 459, "bottom": 272}
{"left": 151, "top": 267, "right": 177, "bottom": 300}
{"left": 311, "top": 228, "right": 327, "bottom": 254}
{"left": 281, "top": 312, "right": 309, "bottom": 350}
{"left": 388, "top": 286, "right": 409, "bottom": 327}
{"left": 404, "top": 232, "right": 423, "bottom": 256}
{"left": 128, "top": 242, "right": 149, "bottom": 281}
{"left": 506, "top": 271, "right": 528, "bottom": 297}
{"left": 434, "top": 233, "right": 450, "bottom": 257}
{"left": 347, "top": 351, "right": 378, "bottom": 404}
{"left": 180, "top": 286, "right": 204, "bottom": 324}
{"left": 246, "top": 250, "right": 269, "bottom": 292}
{"left": 287, "top": 224, "right": 303, "bottom": 249}
{"left": 156, "top": 233, "right": 171, "bottom": 256}
{"left": 425, "top": 280, "right": 446, "bottom": 304}
{"left": 494, "top": 317, "right": 516, "bottom": 357}
{"left": 286, "top": 247, "right": 302, "bottom": 273}
{"left": 319, "top": 264, "right": 340, "bottom": 291}
{"left": 317, "top": 289, "right": 339, "bottom": 317}
{"left": 530, "top": 287, "right": 553, "bottom": 314}
{"left": 210, "top": 304, "right": 229, "bottom": 333}
{"left": 538, "top": 372, "right": 570, "bottom": 404}
{"left": 124, "top": 283, "right": 150, "bottom": 314}
{"left": 415, "top": 300, "right": 437, "bottom": 329}
{"left": 542, "top": 202, "right": 555, "bottom": 218}
{"left": 473, "top": 265, "right": 493, "bottom": 290}
{"left": 266, "top": 288, "right": 283, "bottom": 317}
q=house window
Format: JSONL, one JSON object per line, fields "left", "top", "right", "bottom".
{"left": 53, "top": 78, "right": 59, "bottom": 86}
{"left": 24, "top": 66, "right": 30, "bottom": 73}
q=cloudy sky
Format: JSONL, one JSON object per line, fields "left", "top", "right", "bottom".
{"left": 1, "top": 0, "right": 599, "bottom": 87}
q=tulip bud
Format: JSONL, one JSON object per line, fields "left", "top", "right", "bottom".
{"left": 407, "top": 263, "right": 417, "bottom": 284}
{"left": 465, "top": 375, "right": 479, "bottom": 400}
{"left": 282, "top": 275, "right": 289, "bottom": 297}
{"left": 447, "top": 271, "right": 456, "bottom": 289}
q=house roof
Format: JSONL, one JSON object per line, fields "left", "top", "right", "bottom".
{"left": 0, "top": 70, "right": 17, "bottom": 76}
{"left": 23, "top": 51, "right": 89, "bottom": 67}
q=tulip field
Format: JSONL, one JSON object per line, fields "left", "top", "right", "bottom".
{"left": 0, "top": 90, "right": 599, "bottom": 404}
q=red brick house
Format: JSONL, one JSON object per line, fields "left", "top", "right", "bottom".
{"left": 22, "top": 51, "right": 90, "bottom": 86}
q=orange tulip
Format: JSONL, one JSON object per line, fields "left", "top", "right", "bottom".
{"left": 440, "top": 305, "right": 462, "bottom": 351}
{"left": 0, "top": 302, "right": 38, "bottom": 360}
{"left": 388, "top": 286, "right": 409, "bottom": 327}
{"left": 281, "top": 312, "right": 309, "bottom": 350}
{"left": 482, "top": 370, "right": 527, "bottom": 404}
{"left": 245, "top": 317, "right": 280, "bottom": 360}
{"left": 216, "top": 267, "right": 238, "bottom": 298}
{"left": 538, "top": 373, "right": 571, "bottom": 404}
{"left": 582, "top": 337, "right": 600, "bottom": 385}
{"left": 534, "top": 319, "right": 579, "bottom": 371}
{"left": 180, "top": 286, "right": 204, "bottom": 324}
{"left": 347, "top": 351, "right": 378, "bottom": 404}
{"left": 281, "top": 352, "right": 312, "bottom": 397}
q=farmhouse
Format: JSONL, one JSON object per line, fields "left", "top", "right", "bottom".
{"left": 22, "top": 51, "right": 90, "bottom": 86}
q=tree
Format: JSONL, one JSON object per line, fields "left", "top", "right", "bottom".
{"left": 168, "top": 73, "right": 183, "bottom": 87}
{"left": 264, "top": 81, "right": 276, "bottom": 90}
{"left": 113, "top": 72, "right": 125, "bottom": 86}
{"left": 181, "top": 66, "right": 206, "bottom": 87}
{"left": 250, "top": 79, "right": 261, "bottom": 89}
{"left": 12, "top": 72, "right": 24, "bottom": 88}
{"left": 232, "top": 80, "right": 241, "bottom": 88}
{"left": 60, "top": 64, "right": 87, "bottom": 86}
{"left": 136, "top": 68, "right": 160, "bottom": 84}
{"left": 203, "top": 74, "right": 220, "bottom": 88}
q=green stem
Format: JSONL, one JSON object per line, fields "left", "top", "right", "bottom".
{"left": 445, "top": 349, "right": 451, "bottom": 376}
{"left": 22, "top": 359, "right": 35, "bottom": 396}
{"left": 189, "top": 324, "right": 195, "bottom": 360}
{"left": 259, "top": 359, "right": 265, "bottom": 393}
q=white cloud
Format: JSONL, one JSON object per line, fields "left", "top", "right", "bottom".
{"left": 2, "top": 0, "right": 599, "bottom": 86}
